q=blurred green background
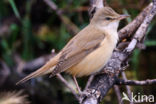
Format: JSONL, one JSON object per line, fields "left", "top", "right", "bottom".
{"left": 0, "top": 0, "right": 156, "bottom": 104}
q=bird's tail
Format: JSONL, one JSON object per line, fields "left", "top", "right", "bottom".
{"left": 16, "top": 54, "right": 60, "bottom": 85}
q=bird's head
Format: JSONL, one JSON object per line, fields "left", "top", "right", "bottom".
{"left": 91, "top": 7, "right": 129, "bottom": 31}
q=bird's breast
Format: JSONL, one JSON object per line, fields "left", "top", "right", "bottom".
{"left": 66, "top": 35, "right": 118, "bottom": 77}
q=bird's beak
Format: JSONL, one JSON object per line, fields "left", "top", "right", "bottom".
{"left": 117, "top": 14, "right": 130, "bottom": 20}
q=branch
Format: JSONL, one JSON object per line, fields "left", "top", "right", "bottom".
{"left": 116, "top": 79, "right": 156, "bottom": 85}
{"left": 122, "top": 72, "right": 133, "bottom": 104}
{"left": 89, "top": 0, "right": 104, "bottom": 18}
{"left": 125, "top": 0, "right": 156, "bottom": 53}
{"left": 56, "top": 74, "right": 79, "bottom": 100}
{"left": 113, "top": 85, "right": 122, "bottom": 104}
{"left": 118, "top": 3, "right": 153, "bottom": 40}
{"left": 11, "top": 1, "right": 156, "bottom": 104}
{"left": 90, "top": 0, "right": 104, "bottom": 8}
{"left": 81, "top": 0, "right": 156, "bottom": 103}
{"left": 44, "top": 0, "right": 79, "bottom": 35}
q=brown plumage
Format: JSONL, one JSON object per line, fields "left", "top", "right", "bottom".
{"left": 16, "top": 7, "right": 129, "bottom": 85}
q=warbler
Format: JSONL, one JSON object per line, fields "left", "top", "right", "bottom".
{"left": 17, "top": 7, "right": 129, "bottom": 93}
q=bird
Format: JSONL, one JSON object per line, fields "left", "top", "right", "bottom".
{"left": 16, "top": 7, "right": 129, "bottom": 93}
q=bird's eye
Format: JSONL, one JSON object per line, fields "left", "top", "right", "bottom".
{"left": 105, "top": 17, "right": 112, "bottom": 20}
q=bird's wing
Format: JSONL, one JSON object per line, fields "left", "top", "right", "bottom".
{"left": 50, "top": 25, "right": 105, "bottom": 76}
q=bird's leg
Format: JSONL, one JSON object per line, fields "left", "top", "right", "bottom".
{"left": 84, "top": 75, "right": 94, "bottom": 91}
{"left": 73, "top": 76, "right": 82, "bottom": 94}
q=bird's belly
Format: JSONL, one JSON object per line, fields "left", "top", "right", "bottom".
{"left": 66, "top": 44, "right": 114, "bottom": 77}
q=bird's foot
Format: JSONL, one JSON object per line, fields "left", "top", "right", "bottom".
{"left": 78, "top": 90, "right": 93, "bottom": 103}
{"left": 120, "top": 62, "right": 129, "bottom": 71}
{"left": 78, "top": 90, "right": 89, "bottom": 97}
{"left": 79, "top": 89, "right": 101, "bottom": 103}
{"left": 76, "top": 87, "right": 82, "bottom": 95}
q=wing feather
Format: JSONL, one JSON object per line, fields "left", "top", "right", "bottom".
{"left": 50, "top": 25, "right": 105, "bottom": 76}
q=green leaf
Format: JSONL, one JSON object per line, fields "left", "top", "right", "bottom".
{"left": 8, "top": 0, "right": 21, "bottom": 19}
{"left": 145, "top": 40, "right": 156, "bottom": 46}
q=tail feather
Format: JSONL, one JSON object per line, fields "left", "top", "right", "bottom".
{"left": 16, "top": 54, "right": 60, "bottom": 85}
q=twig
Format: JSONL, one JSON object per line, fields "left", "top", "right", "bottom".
{"left": 22, "top": 54, "right": 53, "bottom": 72}
{"left": 125, "top": 0, "right": 156, "bottom": 53}
{"left": 90, "top": 0, "right": 104, "bottom": 8}
{"left": 44, "top": 0, "right": 79, "bottom": 35}
{"left": 121, "top": 72, "right": 133, "bottom": 104}
{"left": 116, "top": 79, "right": 156, "bottom": 85}
{"left": 89, "top": 0, "right": 104, "bottom": 18}
{"left": 81, "top": 0, "right": 156, "bottom": 103}
{"left": 103, "top": 0, "right": 107, "bottom": 6}
{"left": 56, "top": 74, "right": 79, "bottom": 100}
{"left": 118, "top": 3, "right": 153, "bottom": 40}
{"left": 44, "top": 0, "right": 58, "bottom": 11}
{"left": 95, "top": 0, "right": 104, "bottom": 8}
{"left": 11, "top": 0, "right": 156, "bottom": 104}
{"left": 113, "top": 85, "right": 122, "bottom": 104}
